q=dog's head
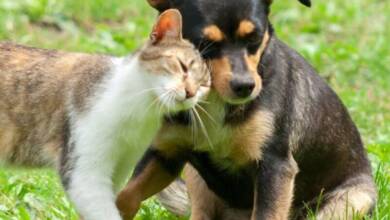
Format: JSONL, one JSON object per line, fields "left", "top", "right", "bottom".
{"left": 147, "top": 0, "right": 311, "bottom": 105}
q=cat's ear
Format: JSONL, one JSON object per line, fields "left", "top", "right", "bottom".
{"left": 150, "top": 9, "right": 183, "bottom": 44}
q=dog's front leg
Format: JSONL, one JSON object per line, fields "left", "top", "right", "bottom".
{"left": 251, "top": 153, "right": 298, "bottom": 220}
{"left": 116, "top": 147, "right": 185, "bottom": 220}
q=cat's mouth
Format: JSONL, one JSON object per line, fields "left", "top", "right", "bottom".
{"left": 176, "top": 98, "right": 198, "bottom": 109}
{"left": 155, "top": 85, "right": 210, "bottom": 114}
{"left": 156, "top": 90, "right": 202, "bottom": 114}
{"left": 161, "top": 95, "right": 198, "bottom": 113}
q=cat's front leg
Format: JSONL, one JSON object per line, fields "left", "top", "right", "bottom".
{"left": 64, "top": 152, "right": 122, "bottom": 220}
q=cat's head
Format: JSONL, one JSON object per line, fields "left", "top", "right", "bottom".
{"left": 138, "top": 9, "right": 210, "bottom": 113}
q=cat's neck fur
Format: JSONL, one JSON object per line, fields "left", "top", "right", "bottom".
{"left": 69, "top": 54, "right": 164, "bottom": 193}
{"left": 84, "top": 55, "right": 160, "bottom": 121}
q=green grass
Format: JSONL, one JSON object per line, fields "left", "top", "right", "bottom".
{"left": 0, "top": 0, "right": 389, "bottom": 219}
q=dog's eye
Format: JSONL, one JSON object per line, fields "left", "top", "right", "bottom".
{"left": 246, "top": 33, "right": 263, "bottom": 45}
{"left": 247, "top": 40, "right": 261, "bottom": 53}
{"left": 245, "top": 32, "right": 263, "bottom": 53}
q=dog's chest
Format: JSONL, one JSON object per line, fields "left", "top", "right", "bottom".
{"left": 190, "top": 99, "right": 274, "bottom": 169}
{"left": 157, "top": 96, "right": 275, "bottom": 169}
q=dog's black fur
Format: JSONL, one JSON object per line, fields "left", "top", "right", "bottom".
{"left": 121, "top": 0, "right": 377, "bottom": 219}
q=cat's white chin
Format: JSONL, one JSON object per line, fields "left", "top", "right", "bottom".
{"left": 162, "top": 97, "right": 198, "bottom": 113}
{"left": 177, "top": 98, "right": 198, "bottom": 110}
{"left": 155, "top": 85, "right": 210, "bottom": 114}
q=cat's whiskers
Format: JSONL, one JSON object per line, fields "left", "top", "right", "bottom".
{"left": 124, "top": 87, "right": 163, "bottom": 119}
{"left": 165, "top": 91, "right": 176, "bottom": 121}
{"left": 199, "top": 41, "right": 215, "bottom": 56}
{"left": 158, "top": 92, "right": 169, "bottom": 117}
{"left": 189, "top": 109, "right": 198, "bottom": 146}
{"left": 198, "top": 100, "right": 210, "bottom": 105}
{"left": 195, "top": 103, "right": 217, "bottom": 126}
{"left": 191, "top": 107, "right": 214, "bottom": 149}
{"left": 144, "top": 90, "right": 171, "bottom": 116}
{"left": 196, "top": 37, "right": 206, "bottom": 52}
{"left": 199, "top": 68, "right": 211, "bottom": 86}
{"left": 206, "top": 60, "right": 214, "bottom": 73}
{"left": 157, "top": 89, "right": 175, "bottom": 117}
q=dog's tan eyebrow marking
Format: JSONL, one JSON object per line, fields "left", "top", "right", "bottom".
{"left": 237, "top": 20, "right": 256, "bottom": 37}
{"left": 203, "top": 25, "right": 225, "bottom": 42}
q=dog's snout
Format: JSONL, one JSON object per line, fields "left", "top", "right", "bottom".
{"left": 230, "top": 77, "right": 255, "bottom": 98}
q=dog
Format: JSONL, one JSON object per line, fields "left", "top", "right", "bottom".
{"left": 116, "top": 0, "right": 377, "bottom": 219}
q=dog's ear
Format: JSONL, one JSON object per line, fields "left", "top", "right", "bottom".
{"left": 147, "top": 0, "right": 171, "bottom": 11}
{"left": 150, "top": 9, "right": 183, "bottom": 44}
{"left": 298, "top": 0, "right": 311, "bottom": 7}
{"left": 264, "top": 0, "right": 311, "bottom": 7}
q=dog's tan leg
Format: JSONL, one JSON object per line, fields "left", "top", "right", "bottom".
{"left": 315, "top": 175, "right": 377, "bottom": 220}
{"left": 251, "top": 153, "right": 298, "bottom": 220}
{"left": 116, "top": 149, "right": 184, "bottom": 220}
{"left": 185, "top": 164, "right": 224, "bottom": 220}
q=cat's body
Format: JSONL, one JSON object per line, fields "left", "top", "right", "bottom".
{"left": 0, "top": 43, "right": 110, "bottom": 167}
{"left": 0, "top": 44, "right": 161, "bottom": 219}
{"left": 0, "top": 10, "right": 210, "bottom": 220}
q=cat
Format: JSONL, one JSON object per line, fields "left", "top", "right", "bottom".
{"left": 0, "top": 9, "right": 210, "bottom": 220}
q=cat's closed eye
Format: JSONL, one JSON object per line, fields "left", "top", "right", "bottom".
{"left": 189, "top": 59, "right": 196, "bottom": 67}
{"left": 178, "top": 59, "right": 188, "bottom": 73}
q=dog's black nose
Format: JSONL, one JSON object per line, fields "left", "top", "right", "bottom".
{"left": 230, "top": 78, "right": 255, "bottom": 98}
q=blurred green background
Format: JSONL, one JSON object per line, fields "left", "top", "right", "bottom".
{"left": 0, "top": 0, "right": 389, "bottom": 219}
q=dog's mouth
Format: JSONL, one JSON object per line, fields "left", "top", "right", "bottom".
{"left": 222, "top": 91, "right": 259, "bottom": 105}
{"left": 226, "top": 98, "right": 253, "bottom": 105}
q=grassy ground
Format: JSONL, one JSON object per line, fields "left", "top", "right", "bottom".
{"left": 0, "top": 0, "right": 389, "bottom": 219}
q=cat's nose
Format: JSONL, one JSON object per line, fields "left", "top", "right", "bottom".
{"left": 185, "top": 88, "right": 196, "bottom": 99}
